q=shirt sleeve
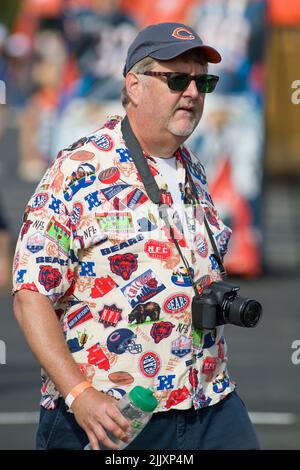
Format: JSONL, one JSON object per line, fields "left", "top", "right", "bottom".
{"left": 12, "top": 156, "right": 79, "bottom": 305}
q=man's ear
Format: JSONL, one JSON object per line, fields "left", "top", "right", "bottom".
{"left": 125, "top": 72, "right": 141, "bottom": 106}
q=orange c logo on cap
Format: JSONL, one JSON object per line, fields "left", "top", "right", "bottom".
{"left": 172, "top": 27, "right": 195, "bottom": 40}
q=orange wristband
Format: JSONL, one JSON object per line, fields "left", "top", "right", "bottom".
{"left": 65, "top": 381, "right": 93, "bottom": 408}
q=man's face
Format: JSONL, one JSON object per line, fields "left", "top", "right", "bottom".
{"left": 138, "top": 54, "right": 207, "bottom": 140}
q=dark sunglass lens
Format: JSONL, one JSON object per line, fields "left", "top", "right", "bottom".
{"left": 168, "top": 74, "right": 190, "bottom": 91}
{"left": 196, "top": 75, "right": 218, "bottom": 93}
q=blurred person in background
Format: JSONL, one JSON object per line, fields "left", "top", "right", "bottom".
{"left": 53, "top": 0, "right": 138, "bottom": 154}
{"left": 121, "top": 0, "right": 198, "bottom": 28}
{"left": 0, "top": 31, "right": 32, "bottom": 109}
{"left": 186, "top": 0, "right": 266, "bottom": 277}
{"left": 18, "top": 24, "right": 68, "bottom": 182}
{"left": 12, "top": 22, "right": 260, "bottom": 450}
{"left": 14, "top": 0, "right": 139, "bottom": 181}
{"left": 13, "top": 0, "right": 64, "bottom": 41}
{"left": 4, "top": 0, "right": 66, "bottom": 182}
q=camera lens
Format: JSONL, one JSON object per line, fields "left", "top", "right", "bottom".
{"left": 224, "top": 296, "right": 262, "bottom": 328}
{"left": 241, "top": 300, "right": 262, "bottom": 327}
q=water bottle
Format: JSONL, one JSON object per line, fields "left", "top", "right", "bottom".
{"left": 84, "top": 386, "right": 158, "bottom": 450}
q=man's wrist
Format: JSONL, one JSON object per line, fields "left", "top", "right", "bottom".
{"left": 65, "top": 381, "right": 93, "bottom": 409}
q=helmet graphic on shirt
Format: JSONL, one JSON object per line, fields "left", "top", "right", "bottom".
{"left": 106, "top": 328, "right": 142, "bottom": 355}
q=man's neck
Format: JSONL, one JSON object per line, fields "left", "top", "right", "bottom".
{"left": 126, "top": 110, "right": 185, "bottom": 158}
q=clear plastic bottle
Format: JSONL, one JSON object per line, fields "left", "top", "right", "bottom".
{"left": 84, "top": 386, "right": 158, "bottom": 450}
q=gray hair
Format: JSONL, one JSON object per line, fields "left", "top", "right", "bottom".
{"left": 121, "top": 50, "right": 208, "bottom": 108}
{"left": 121, "top": 56, "right": 158, "bottom": 108}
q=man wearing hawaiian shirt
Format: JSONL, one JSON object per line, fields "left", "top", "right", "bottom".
{"left": 13, "top": 22, "right": 260, "bottom": 450}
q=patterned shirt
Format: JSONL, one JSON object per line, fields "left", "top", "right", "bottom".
{"left": 12, "top": 115, "right": 235, "bottom": 411}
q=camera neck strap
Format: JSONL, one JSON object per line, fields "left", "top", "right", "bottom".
{"left": 121, "top": 116, "right": 163, "bottom": 205}
{"left": 121, "top": 115, "right": 226, "bottom": 294}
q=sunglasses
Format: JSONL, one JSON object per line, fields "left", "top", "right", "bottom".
{"left": 137, "top": 72, "right": 219, "bottom": 93}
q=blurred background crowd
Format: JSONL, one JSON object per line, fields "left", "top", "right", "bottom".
{"left": 0, "top": 0, "right": 300, "bottom": 286}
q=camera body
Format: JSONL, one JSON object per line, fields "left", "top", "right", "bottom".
{"left": 192, "top": 281, "right": 262, "bottom": 329}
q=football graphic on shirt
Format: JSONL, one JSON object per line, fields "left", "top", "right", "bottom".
{"left": 108, "top": 371, "right": 134, "bottom": 386}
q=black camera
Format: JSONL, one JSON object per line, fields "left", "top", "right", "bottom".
{"left": 192, "top": 281, "right": 262, "bottom": 329}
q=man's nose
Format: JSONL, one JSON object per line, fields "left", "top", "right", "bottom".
{"left": 182, "top": 78, "right": 199, "bottom": 98}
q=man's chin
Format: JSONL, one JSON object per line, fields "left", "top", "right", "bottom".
{"left": 168, "top": 121, "right": 197, "bottom": 138}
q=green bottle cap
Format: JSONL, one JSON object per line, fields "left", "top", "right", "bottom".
{"left": 128, "top": 386, "right": 158, "bottom": 412}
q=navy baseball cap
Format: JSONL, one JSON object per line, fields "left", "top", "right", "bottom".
{"left": 123, "top": 22, "right": 221, "bottom": 76}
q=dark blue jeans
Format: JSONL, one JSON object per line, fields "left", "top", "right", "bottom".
{"left": 36, "top": 391, "right": 260, "bottom": 450}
